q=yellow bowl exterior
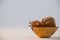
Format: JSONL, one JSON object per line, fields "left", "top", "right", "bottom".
{"left": 32, "top": 27, "right": 58, "bottom": 38}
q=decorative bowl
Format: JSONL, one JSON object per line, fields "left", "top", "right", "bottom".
{"left": 32, "top": 27, "right": 58, "bottom": 38}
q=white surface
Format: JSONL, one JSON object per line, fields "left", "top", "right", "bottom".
{"left": 0, "top": 27, "right": 60, "bottom": 40}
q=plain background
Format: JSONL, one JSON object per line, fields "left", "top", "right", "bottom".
{"left": 0, "top": 0, "right": 60, "bottom": 28}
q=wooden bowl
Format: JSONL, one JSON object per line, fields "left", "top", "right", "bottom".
{"left": 32, "top": 27, "right": 58, "bottom": 38}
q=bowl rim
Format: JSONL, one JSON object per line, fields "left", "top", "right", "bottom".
{"left": 32, "top": 27, "right": 59, "bottom": 28}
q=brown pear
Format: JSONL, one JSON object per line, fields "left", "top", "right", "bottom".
{"left": 31, "top": 20, "right": 42, "bottom": 27}
{"left": 45, "top": 21, "right": 56, "bottom": 27}
{"left": 41, "top": 16, "right": 56, "bottom": 27}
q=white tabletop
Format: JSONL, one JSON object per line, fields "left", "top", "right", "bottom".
{"left": 0, "top": 27, "right": 60, "bottom": 40}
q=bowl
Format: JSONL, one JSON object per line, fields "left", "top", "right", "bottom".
{"left": 32, "top": 27, "right": 58, "bottom": 38}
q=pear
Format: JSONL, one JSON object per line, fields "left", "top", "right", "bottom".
{"left": 31, "top": 20, "right": 42, "bottom": 27}
{"left": 45, "top": 21, "right": 56, "bottom": 27}
{"left": 41, "top": 16, "right": 56, "bottom": 27}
